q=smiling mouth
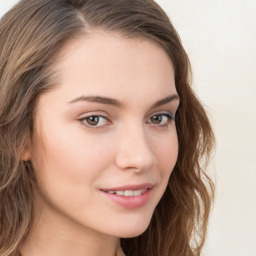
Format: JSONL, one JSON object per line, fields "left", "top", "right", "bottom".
{"left": 105, "top": 188, "right": 148, "bottom": 196}
{"left": 100, "top": 184, "right": 153, "bottom": 208}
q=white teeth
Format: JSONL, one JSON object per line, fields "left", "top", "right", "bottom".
{"left": 134, "top": 188, "right": 147, "bottom": 196}
{"left": 107, "top": 188, "right": 147, "bottom": 196}
{"left": 124, "top": 190, "right": 134, "bottom": 196}
{"left": 133, "top": 190, "right": 142, "bottom": 196}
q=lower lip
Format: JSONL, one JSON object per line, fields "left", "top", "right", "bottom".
{"left": 101, "top": 189, "right": 152, "bottom": 209}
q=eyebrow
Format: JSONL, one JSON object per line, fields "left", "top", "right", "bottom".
{"left": 151, "top": 94, "right": 179, "bottom": 108}
{"left": 69, "top": 94, "right": 179, "bottom": 108}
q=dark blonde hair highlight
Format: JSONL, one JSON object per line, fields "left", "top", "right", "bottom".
{"left": 0, "top": 0, "right": 215, "bottom": 255}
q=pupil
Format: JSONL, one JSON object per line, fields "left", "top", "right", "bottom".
{"left": 151, "top": 115, "right": 162, "bottom": 124}
{"left": 87, "top": 116, "right": 99, "bottom": 125}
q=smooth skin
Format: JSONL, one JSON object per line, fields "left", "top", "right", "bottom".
{"left": 20, "top": 31, "right": 180, "bottom": 256}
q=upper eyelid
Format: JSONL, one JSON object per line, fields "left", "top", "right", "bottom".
{"left": 148, "top": 111, "right": 175, "bottom": 119}
{"left": 78, "top": 112, "right": 174, "bottom": 127}
{"left": 76, "top": 110, "right": 176, "bottom": 119}
{"left": 77, "top": 111, "right": 175, "bottom": 120}
{"left": 78, "top": 114, "right": 174, "bottom": 133}
{"left": 78, "top": 115, "right": 110, "bottom": 129}
{"left": 77, "top": 111, "right": 110, "bottom": 119}
{"left": 78, "top": 114, "right": 110, "bottom": 123}
{"left": 146, "top": 113, "right": 175, "bottom": 125}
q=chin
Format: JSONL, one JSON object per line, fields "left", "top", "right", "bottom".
{"left": 112, "top": 217, "right": 152, "bottom": 238}
{"left": 119, "top": 228, "right": 148, "bottom": 238}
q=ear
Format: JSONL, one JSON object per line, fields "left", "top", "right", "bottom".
{"left": 20, "top": 145, "right": 32, "bottom": 161}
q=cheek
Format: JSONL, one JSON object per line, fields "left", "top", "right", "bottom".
{"left": 153, "top": 130, "right": 178, "bottom": 179}
{"left": 30, "top": 127, "right": 116, "bottom": 216}
{"left": 31, "top": 124, "right": 114, "bottom": 187}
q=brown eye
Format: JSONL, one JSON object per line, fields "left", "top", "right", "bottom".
{"left": 151, "top": 115, "right": 163, "bottom": 124}
{"left": 79, "top": 115, "right": 109, "bottom": 128}
{"left": 86, "top": 116, "right": 100, "bottom": 126}
{"left": 148, "top": 113, "right": 174, "bottom": 127}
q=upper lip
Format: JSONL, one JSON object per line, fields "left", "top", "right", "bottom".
{"left": 101, "top": 183, "right": 154, "bottom": 191}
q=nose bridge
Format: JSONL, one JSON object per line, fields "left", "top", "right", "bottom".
{"left": 115, "top": 121, "right": 156, "bottom": 171}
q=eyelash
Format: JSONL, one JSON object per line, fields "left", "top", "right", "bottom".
{"left": 78, "top": 113, "right": 175, "bottom": 129}
{"left": 78, "top": 115, "right": 110, "bottom": 128}
{"left": 147, "top": 113, "right": 175, "bottom": 128}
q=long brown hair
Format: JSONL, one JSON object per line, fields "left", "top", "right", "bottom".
{"left": 0, "top": 0, "right": 215, "bottom": 255}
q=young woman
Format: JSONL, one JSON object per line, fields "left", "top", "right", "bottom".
{"left": 0, "top": 0, "right": 215, "bottom": 255}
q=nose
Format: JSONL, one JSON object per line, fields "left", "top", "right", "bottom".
{"left": 115, "top": 124, "right": 157, "bottom": 172}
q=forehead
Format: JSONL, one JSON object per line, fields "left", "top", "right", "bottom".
{"left": 47, "top": 31, "right": 176, "bottom": 105}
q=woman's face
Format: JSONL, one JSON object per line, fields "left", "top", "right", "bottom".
{"left": 30, "top": 31, "right": 179, "bottom": 238}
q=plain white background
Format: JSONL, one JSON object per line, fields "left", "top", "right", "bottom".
{"left": 1, "top": 0, "right": 255, "bottom": 255}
